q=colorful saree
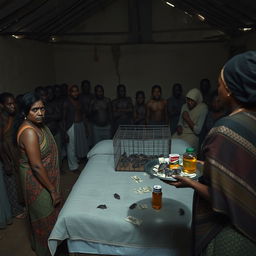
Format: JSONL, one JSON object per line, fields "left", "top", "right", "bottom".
{"left": 18, "top": 125, "right": 61, "bottom": 256}
{"left": 194, "top": 111, "right": 256, "bottom": 255}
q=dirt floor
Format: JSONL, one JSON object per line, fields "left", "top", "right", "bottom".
{"left": 0, "top": 159, "right": 90, "bottom": 256}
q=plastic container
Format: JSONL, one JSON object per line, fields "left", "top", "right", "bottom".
{"left": 183, "top": 148, "right": 197, "bottom": 174}
{"left": 169, "top": 154, "right": 180, "bottom": 168}
{"left": 152, "top": 185, "right": 162, "bottom": 210}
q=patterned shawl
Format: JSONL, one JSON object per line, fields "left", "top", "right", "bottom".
{"left": 194, "top": 111, "right": 256, "bottom": 255}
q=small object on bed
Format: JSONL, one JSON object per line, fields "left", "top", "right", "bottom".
{"left": 131, "top": 176, "right": 143, "bottom": 183}
{"left": 138, "top": 203, "right": 148, "bottom": 210}
{"left": 129, "top": 203, "right": 137, "bottom": 209}
{"left": 124, "top": 216, "right": 142, "bottom": 226}
{"left": 97, "top": 204, "right": 107, "bottom": 209}
{"left": 179, "top": 208, "right": 185, "bottom": 215}
{"left": 114, "top": 193, "right": 121, "bottom": 200}
{"left": 134, "top": 186, "right": 152, "bottom": 194}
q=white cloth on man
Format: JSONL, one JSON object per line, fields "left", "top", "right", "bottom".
{"left": 172, "top": 88, "right": 208, "bottom": 151}
{"left": 66, "top": 122, "right": 88, "bottom": 171}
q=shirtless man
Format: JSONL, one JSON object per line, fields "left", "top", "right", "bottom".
{"left": 44, "top": 85, "right": 63, "bottom": 168}
{"left": 146, "top": 85, "right": 168, "bottom": 125}
{"left": 63, "top": 85, "right": 89, "bottom": 172}
{"left": 80, "top": 80, "right": 94, "bottom": 148}
{"left": 0, "top": 93, "right": 18, "bottom": 175}
{"left": 112, "top": 84, "right": 133, "bottom": 134}
{"left": 167, "top": 83, "right": 186, "bottom": 134}
{"left": 134, "top": 91, "right": 146, "bottom": 125}
{"left": 80, "top": 80, "right": 94, "bottom": 114}
{"left": 89, "top": 85, "right": 112, "bottom": 145}
{"left": 0, "top": 93, "right": 25, "bottom": 218}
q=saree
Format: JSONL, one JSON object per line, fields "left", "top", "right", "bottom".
{"left": 194, "top": 111, "right": 256, "bottom": 255}
{"left": 18, "top": 125, "right": 61, "bottom": 256}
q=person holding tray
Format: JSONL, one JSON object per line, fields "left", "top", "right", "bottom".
{"left": 164, "top": 51, "right": 256, "bottom": 256}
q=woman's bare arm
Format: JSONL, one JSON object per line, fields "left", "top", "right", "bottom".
{"left": 19, "top": 128, "right": 61, "bottom": 206}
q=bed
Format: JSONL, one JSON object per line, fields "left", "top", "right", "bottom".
{"left": 48, "top": 139, "right": 193, "bottom": 256}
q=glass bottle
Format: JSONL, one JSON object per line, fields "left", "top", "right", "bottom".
{"left": 183, "top": 147, "right": 197, "bottom": 174}
{"left": 152, "top": 185, "right": 162, "bottom": 210}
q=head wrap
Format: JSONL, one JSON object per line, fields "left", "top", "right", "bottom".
{"left": 186, "top": 88, "right": 203, "bottom": 104}
{"left": 223, "top": 51, "right": 256, "bottom": 104}
{"left": 68, "top": 84, "right": 78, "bottom": 95}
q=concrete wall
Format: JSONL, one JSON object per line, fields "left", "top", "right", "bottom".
{"left": 54, "top": 0, "right": 230, "bottom": 100}
{"left": 54, "top": 42, "right": 229, "bottom": 100}
{"left": 1, "top": 0, "right": 255, "bottom": 100}
{"left": 0, "top": 37, "right": 55, "bottom": 95}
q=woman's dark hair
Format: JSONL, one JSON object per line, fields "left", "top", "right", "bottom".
{"left": 14, "top": 92, "right": 42, "bottom": 144}
{"left": 20, "top": 92, "right": 41, "bottom": 118}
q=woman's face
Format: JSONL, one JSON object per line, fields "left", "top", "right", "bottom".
{"left": 27, "top": 100, "right": 45, "bottom": 125}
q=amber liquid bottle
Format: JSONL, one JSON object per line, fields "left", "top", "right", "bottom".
{"left": 183, "top": 147, "right": 197, "bottom": 174}
{"left": 152, "top": 185, "right": 162, "bottom": 210}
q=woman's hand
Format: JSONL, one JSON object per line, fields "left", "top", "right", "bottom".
{"left": 163, "top": 175, "right": 210, "bottom": 201}
{"left": 162, "top": 175, "right": 194, "bottom": 188}
{"left": 50, "top": 190, "right": 62, "bottom": 207}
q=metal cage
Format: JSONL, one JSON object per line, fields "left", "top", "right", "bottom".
{"left": 113, "top": 125, "right": 171, "bottom": 172}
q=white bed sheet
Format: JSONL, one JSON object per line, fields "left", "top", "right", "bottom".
{"left": 49, "top": 139, "right": 193, "bottom": 256}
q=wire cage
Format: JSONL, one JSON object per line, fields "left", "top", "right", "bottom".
{"left": 113, "top": 125, "right": 171, "bottom": 172}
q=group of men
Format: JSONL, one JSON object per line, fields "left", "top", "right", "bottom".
{"left": 0, "top": 78, "right": 222, "bottom": 227}
{"left": 0, "top": 79, "right": 216, "bottom": 172}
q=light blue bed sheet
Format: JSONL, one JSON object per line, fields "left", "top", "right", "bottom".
{"left": 49, "top": 139, "right": 193, "bottom": 256}
{"left": 68, "top": 240, "right": 175, "bottom": 256}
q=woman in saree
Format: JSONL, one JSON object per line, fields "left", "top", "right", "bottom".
{"left": 166, "top": 51, "right": 256, "bottom": 255}
{"left": 16, "top": 92, "right": 61, "bottom": 256}
{"left": 172, "top": 88, "right": 208, "bottom": 151}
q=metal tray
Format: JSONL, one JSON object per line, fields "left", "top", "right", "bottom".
{"left": 145, "top": 159, "right": 203, "bottom": 181}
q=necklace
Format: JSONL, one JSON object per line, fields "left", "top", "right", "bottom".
{"left": 24, "top": 119, "right": 43, "bottom": 132}
{"left": 229, "top": 107, "right": 246, "bottom": 116}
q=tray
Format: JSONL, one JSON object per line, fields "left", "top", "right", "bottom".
{"left": 144, "top": 159, "right": 203, "bottom": 181}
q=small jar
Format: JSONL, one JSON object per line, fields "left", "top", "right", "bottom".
{"left": 183, "top": 147, "right": 197, "bottom": 174}
{"left": 169, "top": 154, "right": 180, "bottom": 168}
{"left": 152, "top": 185, "right": 162, "bottom": 210}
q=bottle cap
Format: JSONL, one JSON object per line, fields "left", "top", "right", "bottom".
{"left": 153, "top": 185, "right": 162, "bottom": 192}
{"left": 186, "top": 147, "right": 195, "bottom": 153}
